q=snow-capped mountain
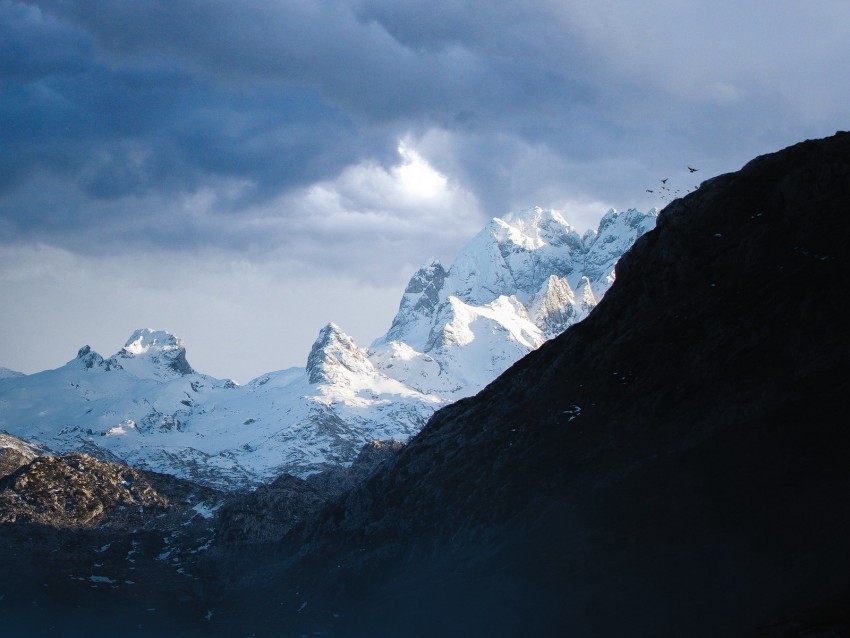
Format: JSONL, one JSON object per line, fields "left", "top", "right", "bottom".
{"left": 369, "top": 206, "right": 657, "bottom": 397}
{"left": 0, "top": 328, "right": 437, "bottom": 488}
{"left": 0, "top": 207, "right": 655, "bottom": 488}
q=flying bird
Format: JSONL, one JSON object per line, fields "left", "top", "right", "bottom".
{"left": 688, "top": 166, "right": 698, "bottom": 173}
{"left": 661, "top": 178, "right": 668, "bottom": 184}
{"left": 646, "top": 189, "right": 654, "bottom": 193}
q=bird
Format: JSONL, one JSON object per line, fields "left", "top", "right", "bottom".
{"left": 688, "top": 166, "right": 698, "bottom": 173}
{"left": 661, "top": 178, "right": 668, "bottom": 184}
{"left": 646, "top": 189, "right": 654, "bottom": 193}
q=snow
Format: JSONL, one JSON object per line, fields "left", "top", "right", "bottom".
{"left": 104, "top": 419, "right": 138, "bottom": 436}
{"left": 122, "top": 329, "right": 186, "bottom": 356}
{"left": 369, "top": 205, "right": 656, "bottom": 400}
{"left": 88, "top": 575, "right": 115, "bottom": 584}
{"left": 0, "top": 205, "right": 655, "bottom": 489}
{"left": 191, "top": 501, "right": 223, "bottom": 519}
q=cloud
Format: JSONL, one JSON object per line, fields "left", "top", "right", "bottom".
{"left": 7, "top": 0, "right": 847, "bottom": 256}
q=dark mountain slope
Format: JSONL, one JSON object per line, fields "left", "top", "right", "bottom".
{"left": 212, "top": 132, "right": 850, "bottom": 637}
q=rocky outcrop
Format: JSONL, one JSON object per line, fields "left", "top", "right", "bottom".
{"left": 382, "top": 260, "right": 448, "bottom": 344}
{"left": 305, "top": 323, "right": 376, "bottom": 385}
{"left": 0, "top": 453, "right": 169, "bottom": 528}
{"left": 214, "top": 474, "right": 327, "bottom": 546}
{"left": 0, "top": 432, "right": 41, "bottom": 478}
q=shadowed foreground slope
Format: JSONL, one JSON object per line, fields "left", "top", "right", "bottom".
{"left": 214, "top": 132, "right": 850, "bottom": 637}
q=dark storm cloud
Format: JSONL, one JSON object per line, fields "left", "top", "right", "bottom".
{"left": 2, "top": 0, "right": 850, "bottom": 258}
{"left": 0, "top": 1, "right": 396, "bottom": 247}
{"left": 0, "top": 0, "right": 603, "bottom": 248}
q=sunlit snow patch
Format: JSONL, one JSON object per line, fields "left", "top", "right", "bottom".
{"left": 104, "top": 419, "right": 138, "bottom": 436}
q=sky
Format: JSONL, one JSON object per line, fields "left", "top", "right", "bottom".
{"left": 1, "top": 0, "right": 849, "bottom": 383}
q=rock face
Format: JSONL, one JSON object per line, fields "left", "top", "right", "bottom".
{"left": 206, "top": 132, "right": 850, "bottom": 637}
{"left": 0, "top": 437, "right": 225, "bottom": 638}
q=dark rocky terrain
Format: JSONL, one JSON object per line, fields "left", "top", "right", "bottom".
{"left": 0, "top": 453, "right": 169, "bottom": 528}
{"left": 0, "top": 432, "right": 405, "bottom": 636}
{"left": 2, "top": 131, "right": 849, "bottom": 637}
{"left": 215, "top": 438, "right": 404, "bottom": 546}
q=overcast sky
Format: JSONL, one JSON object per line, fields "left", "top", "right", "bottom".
{"left": 2, "top": 0, "right": 849, "bottom": 382}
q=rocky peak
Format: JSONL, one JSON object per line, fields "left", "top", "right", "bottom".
{"left": 379, "top": 260, "right": 448, "bottom": 346}
{"left": 368, "top": 205, "right": 656, "bottom": 399}
{"left": 74, "top": 344, "right": 111, "bottom": 370}
{"left": 501, "top": 206, "right": 579, "bottom": 248}
{"left": 446, "top": 209, "right": 583, "bottom": 306}
{"left": 404, "top": 259, "right": 447, "bottom": 296}
{"left": 112, "top": 328, "right": 194, "bottom": 376}
{"left": 306, "top": 323, "right": 375, "bottom": 385}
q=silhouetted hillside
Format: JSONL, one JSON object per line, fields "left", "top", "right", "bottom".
{"left": 213, "top": 132, "right": 850, "bottom": 637}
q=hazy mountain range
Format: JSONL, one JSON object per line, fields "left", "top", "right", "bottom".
{"left": 0, "top": 206, "right": 656, "bottom": 487}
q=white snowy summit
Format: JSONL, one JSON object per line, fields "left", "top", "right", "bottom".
{"left": 369, "top": 206, "right": 657, "bottom": 397}
{"left": 115, "top": 329, "right": 195, "bottom": 378}
{"left": 0, "top": 206, "right": 655, "bottom": 488}
{"left": 306, "top": 323, "right": 375, "bottom": 385}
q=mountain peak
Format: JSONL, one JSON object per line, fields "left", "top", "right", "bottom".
{"left": 500, "top": 206, "right": 575, "bottom": 244}
{"left": 375, "top": 261, "right": 449, "bottom": 348}
{"left": 123, "top": 329, "right": 185, "bottom": 355}
{"left": 306, "top": 323, "right": 375, "bottom": 385}
{"left": 115, "top": 329, "right": 194, "bottom": 376}
{"left": 74, "top": 345, "right": 108, "bottom": 370}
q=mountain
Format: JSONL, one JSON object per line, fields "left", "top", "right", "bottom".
{"left": 0, "top": 210, "right": 654, "bottom": 487}
{"left": 370, "top": 206, "right": 656, "bottom": 397}
{"left": 0, "top": 327, "right": 435, "bottom": 488}
{"left": 2, "top": 133, "right": 848, "bottom": 638}
{"left": 201, "top": 132, "right": 850, "bottom": 637}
